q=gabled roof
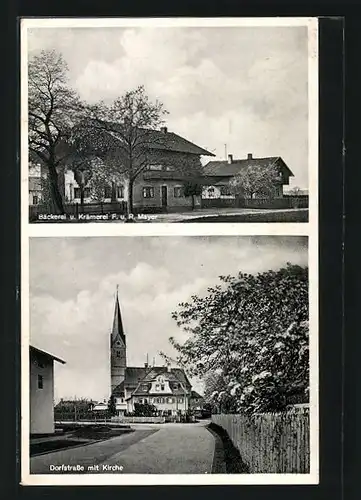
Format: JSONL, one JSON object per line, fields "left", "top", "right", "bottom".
{"left": 145, "top": 129, "right": 215, "bottom": 156}
{"left": 106, "top": 125, "right": 215, "bottom": 157}
{"left": 120, "top": 365, "right": 192, "bottom": 391}
{"left": 30, "top": 345, "right": 66, "bottom": 364}
{"left": 110, "top": 290, "right": 126, "bottom": 347}
{"left": 190, "top": 390, "right": 204, "bottom": 399}
{"left": 203, "top": 156, "right": 294, "bottom": 178}
{"left": 112, "top": 380, "right": 125, "bottom": 397}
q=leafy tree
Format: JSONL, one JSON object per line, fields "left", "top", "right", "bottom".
{"left": 107, "top": 395, "right": 117, "bottom": 417}
{"left": 134, "top": 402, "right": 158, "bottom": 417}
{"left": 183, "top": 179, "right": 203, "bottom": 210}
{"left": 169, "top": 264, "right": 309, "bottom": 414}
{"left": 86, "top": 158, "right": 124, "bottom": 203}
{"left": 75, "top": 85, "right": 168, "bottom": 215}
{"left": 230, "top": 164, "right": 281, "bottom": 199}
{"left": 28, "top": 49, "right": 83, "bottom": 214}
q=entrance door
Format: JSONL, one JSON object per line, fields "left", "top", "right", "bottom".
{"left": 161, "top": 186, "right": 168, "bottom": 208}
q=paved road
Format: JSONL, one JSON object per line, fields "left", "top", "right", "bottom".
{"left": 30, "top": 421, "right": 215, "bottom": 474}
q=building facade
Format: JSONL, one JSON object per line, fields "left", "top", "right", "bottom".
{"left": 202, "top": 153, "right": 294, "bottom": 201}
{"left": 30, "top": 346, "right": 66, "bottom": 434}
{"left": 109, "top": 290, "right": 199, "bottom": 416}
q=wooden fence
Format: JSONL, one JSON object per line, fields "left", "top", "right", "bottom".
{"left": 211, "top": 406, "right": 310, "bottom": 473}
{"left": 201, "top": 196, "right": 308, "bottom": 210}
{"left": 111, "top": 416, "right": 166, "bottom": 424}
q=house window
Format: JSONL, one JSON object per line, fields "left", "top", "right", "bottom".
{"left": 147, "top": 164, "right": 163, "bottom": 171}
{"left": 173, "top": 186, "right": 184, "bottom": 198}
{"left": 33, "top": 195, "right": 39, "bottom": 205}
{"left": 74, "top": 188, "right": 90, "bottom": 199}
{"left": 116, "top": 185, "right": 124, "bottom": 198}
{"left": 168, "top": 398, "right": 173, "bottom": 404}
{"left": 138, "top": 398, "right": 143, "bottom": 404}
{"left": 165, "top": 166, "right": 175, "bottom": 171}
{"left": 37, "top": 374, "right": 43, "bottom": 389}
{"left": 161, "top": 384, "right": 165, "bottom": 391}
{"left": 142, "top": 384, "right": 148, "bottom": 391}
{"left": 178, "top": 397, "right": 184, "bottom": 403}
{"left": 143, "top": 187, "right": 155, "bottom": 198}
{"left": 104, "top": 185, "right": 112, "bottom": 198}
{"left": 219, "top": 184, "right": 232, "bottom": 196}
{"left": 173, "top": 383, "right": 179, "bottom": 390}
{"left": 155, "top": 384, "right": 160, "bottom": 391}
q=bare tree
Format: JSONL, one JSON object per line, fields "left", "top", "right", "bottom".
{"left": 75, "top": 86, "right": 169, "bottom": 214}
{"left": 28, "top": 49, "right": 82, "bottom": 214}
{"left": 230, "top": 164, "right": 281, "bottom": 200}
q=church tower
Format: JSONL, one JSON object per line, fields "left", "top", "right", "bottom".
{"left": 110, "top": 286, "right": 127, "bottom": 394}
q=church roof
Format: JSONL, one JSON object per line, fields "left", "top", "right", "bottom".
{"left": 110, "top": 290, "right": 126, "bottom": 347}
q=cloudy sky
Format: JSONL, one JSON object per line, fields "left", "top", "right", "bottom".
{"left": 29, "top": 236, "right": 308, "bottom": 402}
{"left": 27, "top": 24, "right": 309, "bottom": 188}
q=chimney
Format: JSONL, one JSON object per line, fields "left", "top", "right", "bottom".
{"left": 167, "top": 363, "right": 171, "bottom": 372}
{"left": 227, "top": 154, "right": 233, "bottom": 164}
{"left": 160, "top": 126, "right": 168, "bottom": 134}
{"left": 247, "top": 153, "right": 253, "bottom": 160}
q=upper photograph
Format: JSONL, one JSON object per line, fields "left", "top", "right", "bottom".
{"left": 23, "top": 18, "right": 316, "bottom": 224}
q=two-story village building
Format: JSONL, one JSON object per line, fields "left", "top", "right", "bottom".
{"left": 109, "top": 288, "right": 201, "bottom": 417}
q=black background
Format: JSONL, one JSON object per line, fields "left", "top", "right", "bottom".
{"left": 1, "top": 3, "right": 353, "bottom": 500}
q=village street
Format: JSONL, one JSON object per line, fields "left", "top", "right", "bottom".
{"left": 30, "top": 421, "right": 216, "bottom": 475}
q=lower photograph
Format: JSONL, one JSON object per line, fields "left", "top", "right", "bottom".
{"left": 23, "top": 235, "right": 316, "bottom": 484}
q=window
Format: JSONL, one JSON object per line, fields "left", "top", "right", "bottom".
{"left": 178, "top": 397, "right": 184, "bottom": 403}
{"left": 173, "top": 186, "right": 184, "bottom": 198}
{"left": 33, "top": 195, "right": 39, "bottom": 205}
{"left": 168, "top": 398, "right": 173, "bottom": 404}
{"left": 138, "top": 398, "right": 143, "bottom": 404}
{"left": 104, "top": 185, "right": 112, "bottom": 198}
{"left": 219, "top": 184, "right": 232, "bottom": 196}
{"left": 147, "top": 164, "right": 163, "bottom": 171}
{"left": 116, "top": 351, "right": 121, "bottom": 358}
{"left": 155, "top": 384, "right": 160, "bottom": 391}
{"left": 173, "top": 383, "right": 179, "bottom": 390}
{"left": 161, "top": 384, "right": 165, "bottom": 391}
{"left": 37, "top": 374, "right": 43, "bottom": 389}
{"left": 165, "top": 166, "right": 175, "bottom": 171}
{"left": 143, "top": 187, "right": 155, "bottom": 198}
{"left": 116, "top": 185, "right": 124, "bottom": 198}
{"left": 142, "top": 384, "right": 148, "bottom": 391}
{"left": 74, "top": 188, "right": 90, "bottom": 199}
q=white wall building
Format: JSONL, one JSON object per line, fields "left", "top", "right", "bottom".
{"left": 30, "top": 346, "right": 66, "bottom": 435}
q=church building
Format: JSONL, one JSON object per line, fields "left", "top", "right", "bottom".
{"left": 109, "top": 288, "right": 200, "bottom": 417}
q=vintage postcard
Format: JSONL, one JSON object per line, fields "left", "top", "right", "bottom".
{"left": 21, "top": 17, "right": 317, "bottom": 225}
{"left": 20, "top": 17, "right": 319, "bottom": 486}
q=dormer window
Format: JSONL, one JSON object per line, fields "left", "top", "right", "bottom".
{"left": 155, "top": 384, "right": 160, "bottom": 391}
{"left": 161, "top": 384, "right": 165, "bottom": 391}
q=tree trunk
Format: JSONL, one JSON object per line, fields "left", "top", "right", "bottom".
{"left": 127, "top": 178, "right": 134, "bottom": 216}
{"left": 191, "top": 194, "right": 195, "bottom": 210}
{"left": 48, "top": 163, "right": 65, "bottom": 214}
{"left": 80, "top": 185, "right": 85, "bottom": 211}
{"left": 111, "top": 181, "right": 117, "bottom": 202}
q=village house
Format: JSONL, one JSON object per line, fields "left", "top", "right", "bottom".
{"left": 30, "top": 345, "right": 66, "bottom": 435}
{"left": 30, "top": 127, "right": 215, "bottom": 212}
{"left": 202, "top": 153, "right": 294, "bottom": 202}
{"left": 109, "top": 288, "right": 201, "bottom": 417}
